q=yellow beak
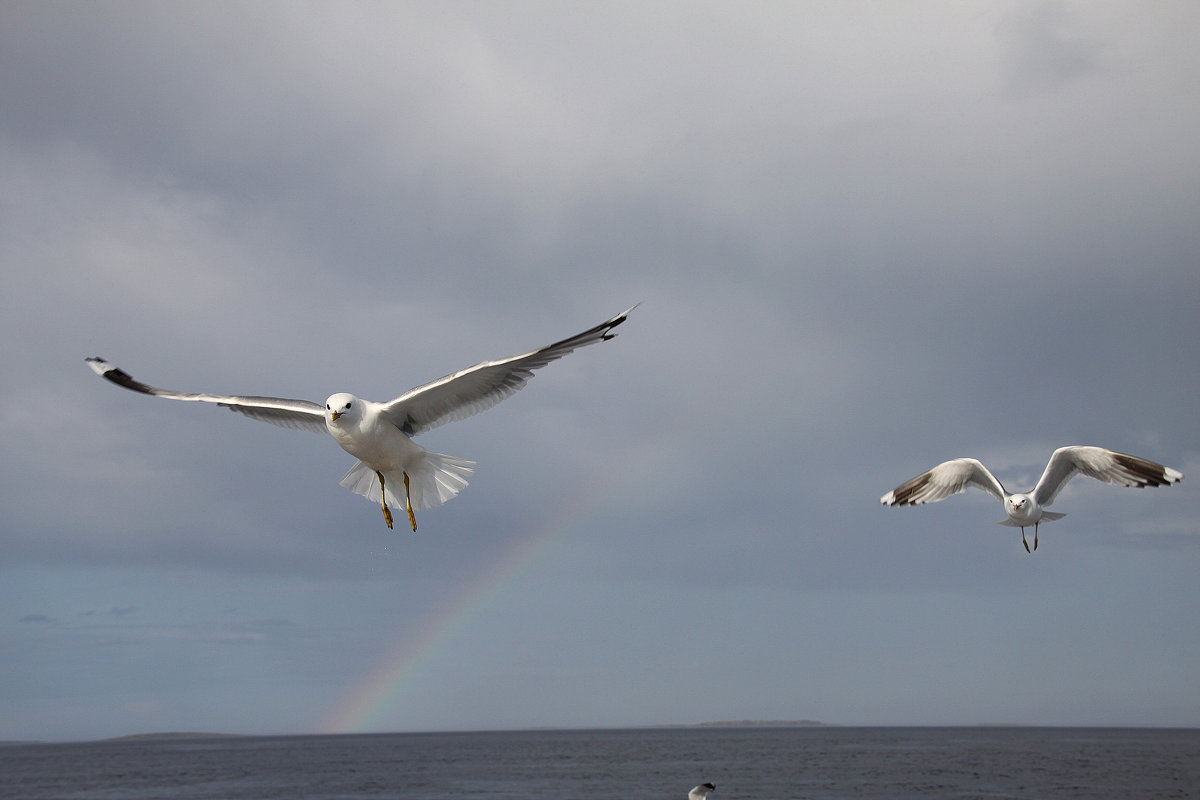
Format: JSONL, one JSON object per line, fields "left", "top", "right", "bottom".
{"left": 331, "top": 411, "right": 341, "bottom": 422}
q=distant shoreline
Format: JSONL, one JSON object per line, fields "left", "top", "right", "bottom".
{"left": 106, "top": 732, "right": 249, "bottom": 741}
{"left": 11, "top": 720, "right": 1200, "bottom": 746}
{"left": 694, "top": 720, "right": 830, "bottom": 728}
{"left": 103, "top": 722, "right": 832, "bottom": 741}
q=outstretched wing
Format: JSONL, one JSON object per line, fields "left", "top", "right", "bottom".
{"left": 1033, "top": 446, "right": 1183, "bottom": 507}
{"left": 85, "top": 357, "right": 327, "bottom": 433}
{"left": 881, "top": 457, "right": 1007, "bottom": 506}
{"left": 378, "top": 306, "right": 635, "bottom": 436}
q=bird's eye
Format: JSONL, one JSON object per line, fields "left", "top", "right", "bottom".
{"left": 344, "top": 402, "right": 352, "bottom": 409}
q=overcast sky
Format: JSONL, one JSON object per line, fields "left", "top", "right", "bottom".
{"left": 3, "top": 1, "right": 1198, "bottom": 743}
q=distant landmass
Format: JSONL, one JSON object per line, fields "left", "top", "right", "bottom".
{"left": 526, "top": 720, "right": 832, "bottom": 732}
{"left": 87, "top": 721, "right": 832, "bottom": 742}
{"left": 105, "top": 732, "right": 246, "bottom": 741}
{"left": 694, "top": 719, "right": 830, "bottom": 728}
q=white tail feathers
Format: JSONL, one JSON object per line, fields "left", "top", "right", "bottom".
{"left": 998, "top": 511, "right": 1066, "bottom": 527}
{"left": 340, "top": 450, "right": 475, "bottom": 512}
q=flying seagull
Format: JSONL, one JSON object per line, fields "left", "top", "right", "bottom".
{"left": 86, "top": 306, "right": 635, "bottom": 531}
{"left": 688, "top": 784, "right": 716, "bottom": 800}
{"left": 880, "top": 446, "right": 1182, "bottom": 552}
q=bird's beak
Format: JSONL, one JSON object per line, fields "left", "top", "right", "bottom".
{"left": 330, "top": 411, "right": 341, "bottom": 422}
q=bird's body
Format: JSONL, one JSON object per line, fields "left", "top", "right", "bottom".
{"left": 881, "top": 446, "right": 1183, "bottom": 551}
{"left": 688, "top": 783, "right": 716, "bottom": 800}
{"left": 323, "top": 391, "right": 474, "bottom": 530}
{"left": 87, "top": 306, "right": 634, "bottom": 529}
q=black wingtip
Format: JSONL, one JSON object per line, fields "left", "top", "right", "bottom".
{"left": 601, "top": 303, "right": 638, "bottom": 338}
{"left": 1112, "top": 452, "right": 1183, "bottom": 488}
{"left": 86, "top": 357, "right": 156, "bottom": 395}
{"left": 85, "top": 356, "right": 114, "bottom": 377}
{"left": 885, "top": 471, "right": 931, "bottom": 506}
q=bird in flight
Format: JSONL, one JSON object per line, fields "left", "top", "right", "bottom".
{"left": 880, "top": 446, "right": 1182, "bottom": 552}
{"left": 688, "top": 784, "right": 716, "bottom": 800}
{"left": 87, "top": 306, "right": 635, "bottom": 530}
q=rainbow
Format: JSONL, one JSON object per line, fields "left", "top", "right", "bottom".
{"left": 317, "top": 439, "right": 661, "bottom": 734}
{"left": 318, "top": 498, "right": 584, "bottom": 734}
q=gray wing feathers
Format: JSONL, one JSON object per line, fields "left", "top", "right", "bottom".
{"left": 211, "top": 397, "right": 328, "bottom": 432}
{"left": 380, "top": 306, "right": 634, "bottom": 436}
{"left": 881, "top": 458, "right": 1006, "bottom": 506}
{"left": 85, "top": 357, "right": 327, "bottom": 434}
{"left": 1033, "top": 446, "right": 1183, "bottom": 506}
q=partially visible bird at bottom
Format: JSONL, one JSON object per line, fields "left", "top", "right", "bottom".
{"left": 688, "top": 783, "right": 716, "bottom": 800}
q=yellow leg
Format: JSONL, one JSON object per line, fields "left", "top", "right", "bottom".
{"left": 404, "top": 471, "right": 417, "bottom": 531}
{"left": 376, "top": 471, "right": 394, "bottom": 529}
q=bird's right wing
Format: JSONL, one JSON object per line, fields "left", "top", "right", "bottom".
{"left": 86, "top": 357, "right": 328, "bottom": 433}
{"left": 881, "top": 458, "right": 1006, "bottom": 506}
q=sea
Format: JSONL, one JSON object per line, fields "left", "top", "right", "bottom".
{"left": 1, "top": 726, "right": 1197, "bottom": 800}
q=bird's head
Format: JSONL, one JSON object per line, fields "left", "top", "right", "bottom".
{"left": 325, "top": 393, "right": 358, "bottom": 424}
{"left": 1006, "top": 494, "right": 1030, "bottom": 515}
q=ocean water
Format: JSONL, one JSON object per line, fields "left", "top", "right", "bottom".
{"left": 1, "top": 726, "right": 1197, "bottom": 800}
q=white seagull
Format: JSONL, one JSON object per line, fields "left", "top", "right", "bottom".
{"left": 87, "top": 307, "right": 635, "bottom": 531}
{"left": 688, "top": 784, "right": 716, "bottom": 800}
{"left": 880, "top": 446, "right": 1183, "bottom": 552}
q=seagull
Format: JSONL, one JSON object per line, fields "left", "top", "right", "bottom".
{"left": 688, "top": 783, "right": 716, "bottom": 800}
{"left": 880, "top": 446, "right": 1183, "bottom": 552}
{"left": 86, "top": 306, "right": 635, "bottom": 531}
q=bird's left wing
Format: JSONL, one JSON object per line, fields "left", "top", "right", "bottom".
{"left": 1033, "top": 446, "right": 1183, "bottom": 506}
{"left": 86, "top": 357, "right": 328, "bottom": 433}
{"left": 378, "top": 306, "right": 635, "bottom": 436}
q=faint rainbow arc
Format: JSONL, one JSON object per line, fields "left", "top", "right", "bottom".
{"left": 318, "top": 439, "right": 660, "bottom": 734}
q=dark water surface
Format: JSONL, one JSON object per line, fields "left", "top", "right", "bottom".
{"left": 2, "top": 726, "right": 1197, "bottom": 800}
